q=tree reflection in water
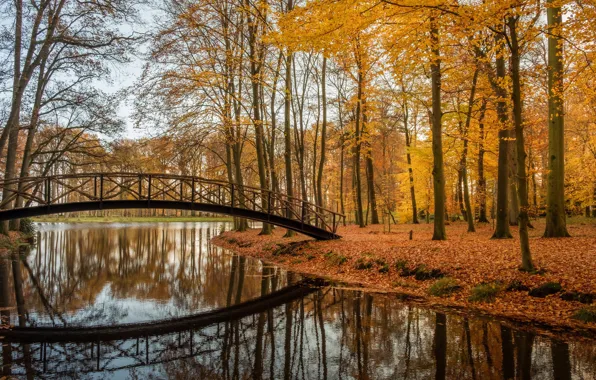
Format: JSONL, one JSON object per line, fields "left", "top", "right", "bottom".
{"left": 0, "top": 222, "right": 594, "bottom": 379}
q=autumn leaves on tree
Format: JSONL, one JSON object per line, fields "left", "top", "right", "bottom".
{"left": 2, "top": 0, "right": 595, "bottom": 272}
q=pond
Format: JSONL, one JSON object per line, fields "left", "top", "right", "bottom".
{"left": 0, "top": 222, "right": 594, "bottom": 379}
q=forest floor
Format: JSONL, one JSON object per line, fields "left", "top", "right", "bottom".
{"left": 212, "top": 218, "right": 596, "bottom": 338}
{"left": 32, "top": 215, "right": 234, "bottom": 223}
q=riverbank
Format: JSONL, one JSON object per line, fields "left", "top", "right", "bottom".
{"left": 0, "top": 231, "right": 33, "bottom": 256}
{"left": 213, "top": 220, "right": 596, "bottom": 337}
{"left": 33, "top": 215, "right": 234, "bottom": 223}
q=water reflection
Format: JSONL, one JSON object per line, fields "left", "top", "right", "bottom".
{"left": 0, "top": 222, "right": 594, "bottom": 379}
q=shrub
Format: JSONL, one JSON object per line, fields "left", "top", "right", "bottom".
{"left": 379, "top": 263, "right": 390, "bottom": 274}
{"left": 528, "top": 282, "right": 562, "bottom": 298}
{"left": 572, "top": 306, "right": 596, "bottom": 323}
{"left": 19, "top": 218, "right": 36, "bottom": 236}
{"left": 428, "top": 278, "right": 460, "bottom": 297}
{"left": 469, "top": 282, "right": 502, "bottom": 303}
{"left": 560, "top": 292, "right": 594, "bottom": 304}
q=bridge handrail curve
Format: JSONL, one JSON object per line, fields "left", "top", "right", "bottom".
{"left": 0, "top": 172, "right": 345, "bottom": 235}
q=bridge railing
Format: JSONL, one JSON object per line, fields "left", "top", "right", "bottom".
{"left": 0, "top": 173, "right": 345, "bottom": 235}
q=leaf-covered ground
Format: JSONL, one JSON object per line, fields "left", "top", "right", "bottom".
{"left": 212, "top": 220, "right": 596, "bottom": 337}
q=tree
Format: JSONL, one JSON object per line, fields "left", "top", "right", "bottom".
{"left": 544, "top": 0, "right": 570, "bottom": 237}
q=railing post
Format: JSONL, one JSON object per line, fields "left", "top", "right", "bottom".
{"left": 179, "top": 180, "right": 183, "bottom": 201}
{"left": 301, "top": 202, "right": 306, "bottom": 229}
{"left": 138, "top": 175, "right": 142, "bottom": 200}
{"left": 99, "top": 174, "right": 104, "bottom": 209}
{"left": 45, "top": 178, "right": 51, "bottom": 206}
{"left": 93, "top": 176, "right": 97, "bottom": 200}
{"left": 191, "top": 178, "right": 195, "bottom": 210}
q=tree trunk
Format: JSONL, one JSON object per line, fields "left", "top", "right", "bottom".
{"left": 404, "top": 121, "right": 419, "bottom": 224}
{"left": 430, "top": 16, "right": 446, "bottom": 240}
{"left": 354, "top": 69, "right": 365, "bottom": 227}
{"left": 477, "top": 99, "right": 489, "bottom": 223}
{"left": 362, "top": 98, "right": 379, "bottom": 224}
{"left": 544, "top": 0, "right": 570, "bottom": 237}
{"left": 246, "top": 2, "right": 271, "bottom": 235}
{"left": 509, "top": 16, "right": 535, "bottom": 272}
{"left": 316, "top": 57, "right": 327, "bottom": 210}
{"left": 491, "top": 31, "right": 513, "bottom": 239}
{"left": 283, "top": 47, "right": 295, "bottom": 237}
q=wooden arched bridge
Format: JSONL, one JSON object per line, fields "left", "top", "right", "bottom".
{"left": 0, "top": 173, "right": 344, "bottom": 240}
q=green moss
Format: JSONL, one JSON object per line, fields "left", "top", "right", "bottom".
{"left": 428, "top": 278, "right": 461, "bottom": 297}
{"left": 572, "top": 306, "right": 596, "bottom": 323}
{"left": 469, "top": 282, "right": 502, "bottom": 303}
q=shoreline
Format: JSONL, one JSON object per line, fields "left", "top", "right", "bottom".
{"left": 212, "top": 222, "right": 596, "bottom": 340}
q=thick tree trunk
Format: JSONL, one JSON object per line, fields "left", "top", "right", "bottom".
{"left": 354, "top": 70, "right": 365, "bottom": 227}
{"left": 430, "top": 17, "right": 446, "bottom": 240}
{"left": 544, "top": 1, "right": 570, "bottom": 237}
{"left": 316, "top": 57, "right": 327, "bottom": 210}
{"left": 362, "top": 99, "right": 379, "bottom": 224}
{"left": 509, "top": 141, "right": 520, "bottom": 226}
{"left": 491, "top": 31, "right": 513, "bottom": 239}
{"left": 509, "top": 16, "right": 535, "bottom": 272}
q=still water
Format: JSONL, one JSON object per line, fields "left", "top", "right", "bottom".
{"left": 0, "top": 222, "right": 595, "bottom": 379}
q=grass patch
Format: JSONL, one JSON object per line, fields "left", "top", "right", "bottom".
{"left": 428, "top": 278, "right": 461, "bottom": 297}
{"left": 306, "top": 254, "right": 316, "bottom": 261}
{"left": 413, "top": 265, "right": 444, "bottom": 281}
{"left": 572, "top": 306, "right": 596, "bottom": 323}
{"left": 325, "top": 251, "right": 348, "bottom": 265}
{"left": 355, "top": 258, "right": 373, "bottom": 270}
{"left": 379, "top": 263, "right": 390, "bottom": 274}
{"left": 469, "top": 282, "right": 503, "bottom": 303}
{"left": 395, "top": 260, "right": 410, "bottom": 276}
{"left": 528, "top": 282, "right": 562, "bottom": 298}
